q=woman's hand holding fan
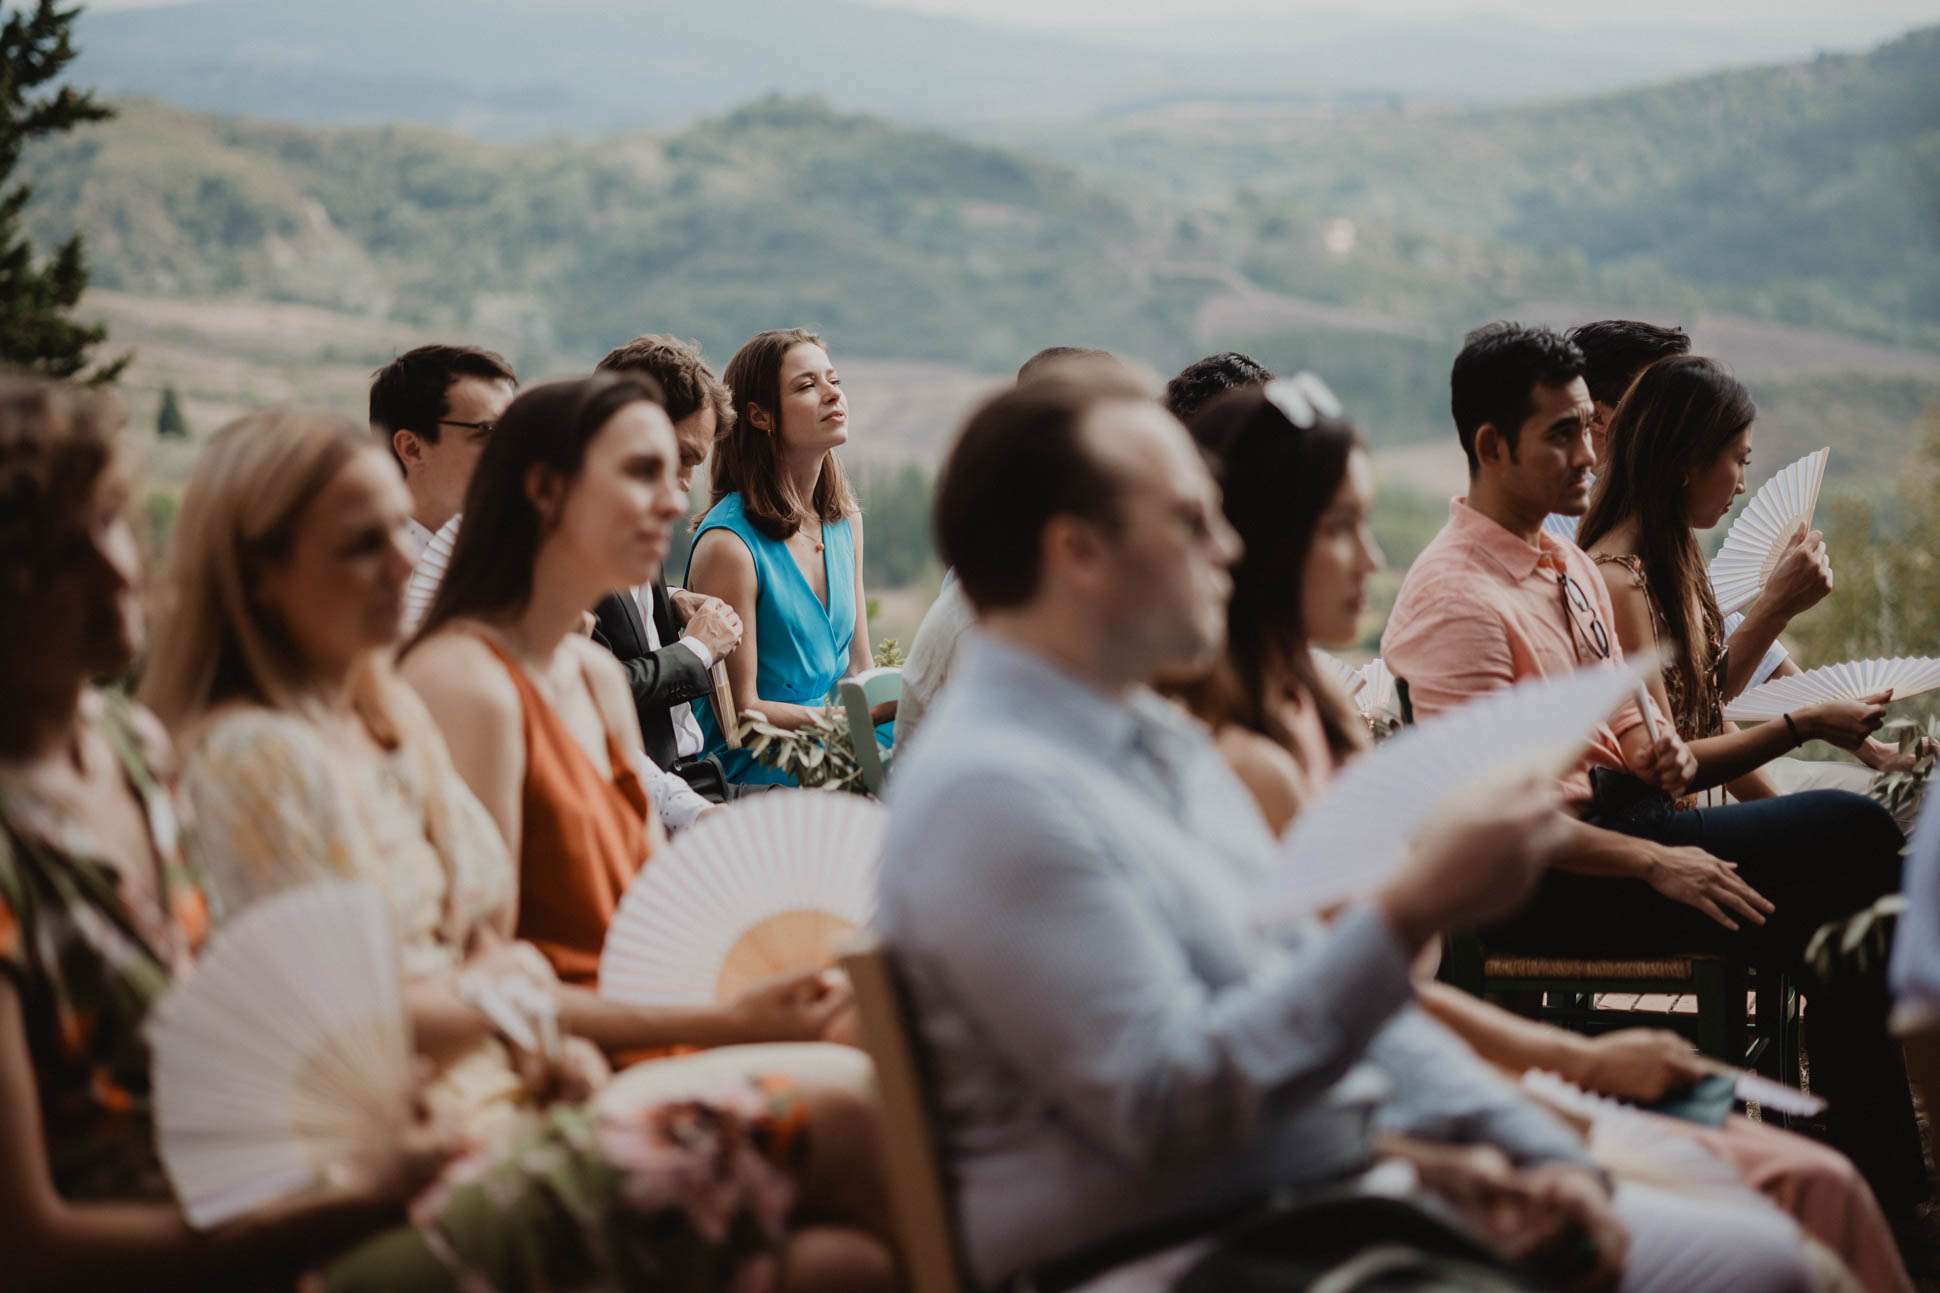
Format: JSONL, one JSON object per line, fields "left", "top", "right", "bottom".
{"left": 1755, "top": 522, "right": 1834, "bottom": 621}
{"left": 725, "top": 965, "right": 856, "bottom": 1043}
{"left": 1792, "top": 691, "right": 1892, "bottom": 750}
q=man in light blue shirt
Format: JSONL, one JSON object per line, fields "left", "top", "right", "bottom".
{"left": 878, "top": 375, "right": 1809, "bottom": 1291}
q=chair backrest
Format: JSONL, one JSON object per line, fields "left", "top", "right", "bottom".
{"left": 841, "top": 939, "right": 969, "bottom": 1293}
{"left": 840, "top": 679, "right": 890, "bottom": 795}
{"left": 852, "top": 665, "right": 905, "bottom": 707}
{"left": 1893, "top": 1002, "right": 1940, "bottom": 1174}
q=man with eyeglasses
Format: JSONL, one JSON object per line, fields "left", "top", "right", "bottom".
{"left": 369, "top": 343, "right": 518, "bottom": 559}
{"left": 1383, "top": 323, "right": 1924, "bottom": 1231}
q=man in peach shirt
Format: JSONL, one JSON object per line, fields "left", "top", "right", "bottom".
{"left": 1384, "top": 322, "right": 1923, "bottom": 1233}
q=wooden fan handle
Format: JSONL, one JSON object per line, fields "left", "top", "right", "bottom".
{"left": 712, "top": 661, "right": 741, "bottom": 750}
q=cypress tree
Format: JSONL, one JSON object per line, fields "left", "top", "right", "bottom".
{"left": 156, "top": 384, "right": 187, "bottom": 438}
{"left": 0, "top": 2, "right": 125, "bottom": 382}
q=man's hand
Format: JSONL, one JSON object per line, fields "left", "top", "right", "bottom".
{"left": 1568, "top": 1029, "right": 1706, "bottom": 1104}
{"left": 1796, "top": 692, "right": 1890, "bottom": 751}
{"left": 1643, "top": 842, "right": 1772, "bottom": 931}
{"left": 1520, "top": 1163, "right": 1628, "bottom": 1292}
{"left": 1636, "top": 731, "right": 1696, "bottom": 799}
{"left": 673, "top": 589, "right": 743, "bottom": 659}
{"left": 1757, "top": 524, "right": 1833, "bottom": 622}
{"left": 1380, "top": 777, "right": 1577, "bottom": 947}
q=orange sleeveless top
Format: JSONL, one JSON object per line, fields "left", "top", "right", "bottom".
{"left": 478, "top": 636, "right": 651, "bottom": 986}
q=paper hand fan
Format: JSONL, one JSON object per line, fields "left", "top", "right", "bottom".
{"left": 1355, "top": 658, "right": 1401, "bottom": 721}
{"left": 147, "top": 883, "right": 411, "bottom": 1229}
{"left": 1264, "top": 655, "right": 1655, "bottom": 919}
{"left": 1312, "top": 647, "right": 1362, "bottom": 699}
{"left": 600, "top": 790, "right": 886, "bottom": 1006}
{"left": 1723, "top": 656, "right": 1940, "bottom": 723}
{"left": 401, "top": 512, "right": 460, "bottom": 635}
{"left": 1707, "top": 448, "right": 1829, "bottom": 616}
{"left": 1520, "top": 1072, "right": 1746, "bottom": 1191}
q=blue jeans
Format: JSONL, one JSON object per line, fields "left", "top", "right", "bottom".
{"left": 1486, "top": 778, "right": 1923, "bottom": 1213}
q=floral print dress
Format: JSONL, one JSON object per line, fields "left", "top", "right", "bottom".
{"left": 181, "top": 695, "right": 810, "bottom": 1293}
{"left": 0, "top": 692, "right": 206, "bottom": 1203}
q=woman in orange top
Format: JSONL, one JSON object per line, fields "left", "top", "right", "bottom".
{"left": 403, "top": 374, "right": 844, "bottom": 1028}
{"left": 1172, "top": 377, "right": 1912, "bottom": 1293}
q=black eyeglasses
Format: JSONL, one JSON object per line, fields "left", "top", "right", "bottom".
{"left": 437, "top": 419, "right": 496, "bottom": 435}
{"left": 1559, "top": 572, "right": 1611, "bottom": 661}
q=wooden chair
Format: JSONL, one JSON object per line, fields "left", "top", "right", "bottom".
{"left": 842, "top": 938, "right": 969, "bottom": 1293}
{"left": 1395, "top": 679, "right": 1797, "bottom": 1083}
{"left": 1891, "top": 1002, "right": 1940, "bottom": 1173}
{"left": 840, "top": 666, "right": 904, "bottom": 796}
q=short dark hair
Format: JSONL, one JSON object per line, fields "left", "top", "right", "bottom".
{"left": 596, "top": 334, "right": 735, "bottom": 431}
{"left": 934, "top": 374, "right": 1146, "bottom": 612}
{"left": 1016, "top": 346, "right": 1112, "bottom": 385}
{"left": 369, "top": 344, "right": 517, "bottom": 470}
{"left": 1165, "top": 352, "right": 1273, "bottom": 423}
{"left": 1450, "top": 323, "right": 1585, "bottom": 474}
{"left": 1566, "top": 319, "right": 1692, "bottom": 410}
{"left": 407, "top": 373, "right": 662, "bottom": 648}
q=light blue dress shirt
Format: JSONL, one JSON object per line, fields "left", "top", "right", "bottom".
{"left": 1890, "top": 788, "right": 1940, "bottom": 1010}
{"left": 877, "top": 634, "right": 1590, "bottom": 1288}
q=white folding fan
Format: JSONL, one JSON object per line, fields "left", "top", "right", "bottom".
{"left": 1520, "top": 1071, "right": 1748, "bottom": 1192}
{"left": 1312, "top": 647, "right": 1362, "bottom": 699}
{"left": 401, "top": 512, "right": 461, "bottom": 635}
{"left": 1723, "top": 655, "right": 1940, "bottom": 723}
{"left": 1265, "top": 655, "right": 1656, "bottom": 920}
{"left": 1707, "top": 447, "right": 1829, "bottom": 616}
{"left": 600, "top": 790, "right": 886, "bottom": 1006}
{"left": 147, "top": 883, "right": 412, "bottom": 1229}
{"left": 1355, "top": 658, "right": 1401, "bottom": 722}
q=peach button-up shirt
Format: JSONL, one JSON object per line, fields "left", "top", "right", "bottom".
{"left": 1382, "top": 498, "right": 1650, "bottom": 810}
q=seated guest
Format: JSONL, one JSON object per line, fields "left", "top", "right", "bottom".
{"left": 1382, "top": 322, "right": 1923, "bottom": 1227}
{"left": 0, "top": 379, "right": 463, "bottom": 1291}
{"left": 1581, "top": 356, "right": 1891, "bottom": 785}
{"left": 1163, "top": 349, "right": 1273, "bottom": 424}
{"left": 141, "top": 401, "right": 897, "bottom": 1291}
{"left": 590, "top": 335, "right": 746, "bottom": 806}
{"left": 1177, "top": 380, "right": 1911, "bottom": 1293}
{"left": 1015, "top": 344, "right": 1113, "bottom": 383}
{"left": 393, "top": 374, "right": 797, "bottom": 999}
{"left": 1891, "top": 790, "right": 1940, "bottom": 1017}
{"left": 1565, "top": 320, "right": 1925, "bottom": 800}
{"left": 369, "top": 344, "right": 517, "bottom": 560}
{"left": 880, "top": 374, "right": 1813, "bottom": 1293}
{"left": 686, "top": 330, "right": 878, "bottom": 787}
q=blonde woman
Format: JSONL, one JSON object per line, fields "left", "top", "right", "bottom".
{"left": 143, "top": 405, "right": 895, "bottom": 1291}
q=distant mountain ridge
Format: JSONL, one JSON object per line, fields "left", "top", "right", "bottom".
{"left": 69, "top": 0, "right": 1925, "bottom": 138}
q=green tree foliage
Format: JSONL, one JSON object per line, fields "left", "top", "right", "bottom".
{"left": 0, "top": 1, "right": 123, "bottom": 381}
{"left": 1790, "top": 411, "right": 1940, "bottom": 667}
{"left": 155, "top": 383, "right": 188, "bottom": 438}
{"left": 857, "top": 462, "right": 934, "bottom": 590}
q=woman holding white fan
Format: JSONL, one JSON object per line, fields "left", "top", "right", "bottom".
{"left": 1578, "top": 356, "right": 1897, "bottom": 790}
{"left": 1170, "top": 377, "right": 1915, "bottom": 1292}
{"left": 141, "top": 403, "right": 895, "bottom": 1290}
{"left": 0, "top": 380, "right": 458, "bottom": 1290}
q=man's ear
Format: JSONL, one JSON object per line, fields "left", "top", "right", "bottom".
{"left": 393, "top": 428, "right": 424, "bottom": 473}
{"left": 1474, "top": 422, "right": 1508, "bottom": 468}
{"left": 1041, "top": 514, "right": 1108, "bottom": 593}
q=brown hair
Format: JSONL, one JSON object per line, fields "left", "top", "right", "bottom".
{"left": 710, "top": 328, "right": 857, "bottom": 540}
{"left": 1578, "top": 355, "right": 1755, "bottom": 710}
{"left": 1175, "top": 386, "right": 1366, "bottom": 768}
{"left": 933, "top": 373, "right": 1147, "bottom": 612}
{"left": 0, "top": 377, "right": 126, "bottom": 597}
{"left": 596, "top": 334, "right": 734, "bottom": 431}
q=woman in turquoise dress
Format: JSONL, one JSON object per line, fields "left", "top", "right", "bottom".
{"left": 687, "top": 330, "right": 882, "bottom": 786}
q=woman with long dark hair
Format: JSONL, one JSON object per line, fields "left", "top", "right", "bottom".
{"left": 686, "top": 329, "right": 877, "bottom": 786}
{"left": 143, "top": 392, "right": 895, "bottom": 1290}
{"left": 1172, "top": 380, "right": 1915, "bottom": 1291}
{"left": 1578, "top": 356, "right": 1888, "bottom": 787}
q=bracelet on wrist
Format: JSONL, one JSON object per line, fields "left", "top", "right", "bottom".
{"left": 1782, "top": 712, "right": 1802, "bottom": 747}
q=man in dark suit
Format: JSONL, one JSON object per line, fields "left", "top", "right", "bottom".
{"left": 590, "top": 335, "right": 745, "bottom": 802}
